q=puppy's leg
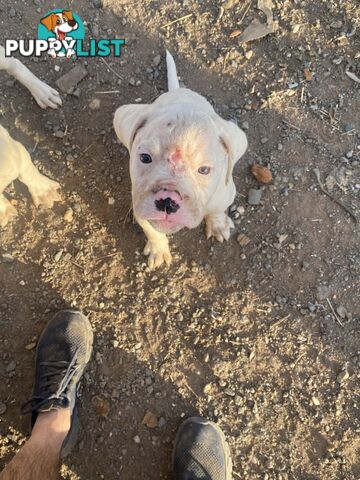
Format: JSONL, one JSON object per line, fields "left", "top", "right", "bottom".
{"left": 136, "top": 216, "right": 172, "bottom": 269}
{"left": 16, "top": 144, "right": 61, "bottom": 208}
{"left": 0, "top": 46, "right": 62, "bottom": 109}
{"left": 0, "top": 131, "right": 19, "bottom": 227}
{"left": 205, "top": 212, "right": 234, "bottom": 243}
{"left": 0, "top": 173, "right": 18, "bottom": 227}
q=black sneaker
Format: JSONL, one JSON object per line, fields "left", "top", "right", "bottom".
{"left": 21, "top": 310, "right": 93, "bottom": 457}
{"left": 173, "top": 417, "right": 232, "bottom": 480}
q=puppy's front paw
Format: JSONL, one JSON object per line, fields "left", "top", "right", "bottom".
{"left": 144, "top": 240, "right": 172, "bottom": 270}
{"left": 28, "top": 176, "right": 61, "bottom": 208}
{"left": 0, "top": 197, "right": 17, "bottom": 227}
{"left": 29, "top": 79, "right": 62, "bottom": 109}
{"left": 205, "top": 212, "right": 234, "bottom": 243}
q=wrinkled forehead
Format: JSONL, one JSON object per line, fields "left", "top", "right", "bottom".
{"left": 137, "top": 114, "right": 226, "bottom": 164}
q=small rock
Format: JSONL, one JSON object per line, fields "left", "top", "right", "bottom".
{"left": 153, "top": 54, "right": 161, "bottom": 67}
{"left": 25, "top": 342, "right": 37, "bottom": 350}
{"left": 248, "top": 188, "right": 262, "bottom": 205}
{"left": 54, "top": 65, "right": 60, "bottom": 72}
{"left": 89, "top": 98, "right": 101, "bottom": 110}
{"left": 108, "top": 197, "right": 115, "bottom": 205}
{"left": 336, "top": 305, "right": 347, "bottom": 319}
{"left": 224, "top": 388, "right": 235, "bottom": 397}
{"left": 245, "top": 50, "right": 253, "bottom": 60}
{"left": 237, "top": 234, "right": 251, "bottom": 246}
{"left": 142, "top": 411, "right": 158, "bottom": 428}
{"left": 241, "top": 121, "right": 249, "bottom": 130}
{"left": 251, "top": 164, "right": 272, "bottom": 184}
{"left": 6, "top": 361, "right": 16, "bottom": 373}
{"left": 292, "top": 24, "right": 301, "bottom": 33}
{"left": 312, "top": 396, "right": 320, "bottom": 406}
{"left": 54, "top": 250, "right": 63, "bottom": 262}
{"left": 337, "top": 370, "right": 350, "bottom": 384}
{"left": 203, "top": 383, "right": 212, "bottom": 394}
{"left": 133, "top": 435, "right": 141, "bottom": 444}
{"left": 56, "top": 65, "right": 88, "bottom": 94}
{"left": 63, "top": 208, "right": 74, "bottom": 223}
{"left": 92, "top": 395, "right": 110, "bottom": 418}
{"left": 237, "top": 206, "right": 245, "bottom": 215}
{"left": 0, "top": 402, "right": 7, "bottom": 415}
{"left": 158, "top": 417, "right": 166, "bottom": 428}
{"left": 1, "top": 254, "right": 14, "bottom": 263}
{"left": 9, "top": 7, "right": 16, "bottom": 17}
{"left": 92, "top": 0, "right": 103, "bottom": 8}
{"left": 344, "top": 124, "right": 354, "bottom": 133}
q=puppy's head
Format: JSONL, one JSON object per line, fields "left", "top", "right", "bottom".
{"left": 40, "top": 11, "right": 78, "bottom": 37}
{"left": 114, "top": 104, "right": 247, "bottom": 234}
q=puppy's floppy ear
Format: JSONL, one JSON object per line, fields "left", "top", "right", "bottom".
{"left": 113, "top": 104, "right": 152, "bottom": 151}
{"left": 62, "top": 10, "right": 74, "bottom": 21}
{"left": 218, "top": 118, "right": 248, "bottom": 185}
{"left": 40, "top": 13, "right": 57, "bottom": 31}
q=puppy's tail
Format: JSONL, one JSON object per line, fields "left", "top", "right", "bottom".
{"left": 166, "top": 50, "right": 180, "bottom": 91}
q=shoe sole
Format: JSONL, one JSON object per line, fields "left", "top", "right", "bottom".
{"left": 173, "top": 416, "right": 232, "bottom": 480}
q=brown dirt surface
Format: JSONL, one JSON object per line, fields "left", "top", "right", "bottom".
{"left": 0, "top": 1, "right": 359, "bottom": 479}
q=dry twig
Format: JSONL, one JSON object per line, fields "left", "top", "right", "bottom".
{"left": 313, "top": 168, "right": 358, "bottom": 223}
{"left": 326, "top": 298, "right": 344, "bottom": 327}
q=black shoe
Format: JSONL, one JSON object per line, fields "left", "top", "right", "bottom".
{"left": 21, "top": 310, "right": 93, "bottom": 457}
{"left": 173, "top": 417, "right": 232, "bottom": 480}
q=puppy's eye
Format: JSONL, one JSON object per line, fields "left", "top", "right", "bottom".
{"left": 56, "top": 19, "right": 61, "bottom": 24}
{"left": 198, "top": 166, "right": 211, "bottom": 175}
{"left": 140, "top": 153, "right": 152, "bottom": 164}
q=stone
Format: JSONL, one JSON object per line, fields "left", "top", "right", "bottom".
{"left": 248, "top": 188, "right": 262, "bottom": 205}
{"left": 153, "top": 55, "right": 161, "bottom": 67}
{"left": 0, "top": 403, "right": 7, "bottom": 415}
{"left": 56, "top": 65, "right": 88, "bottom": 93}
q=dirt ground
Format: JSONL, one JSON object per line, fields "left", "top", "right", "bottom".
{"left": 0, "top": 0, "right": 359, "bottom": 479}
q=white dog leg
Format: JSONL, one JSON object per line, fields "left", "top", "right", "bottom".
{"left": 0, "top": 170, "right": 18, "bottom": 227}
{"left": 0, "top": 194, "right": 17, "bottom": 227}
{"left": 136, "top": 216, "right": 172, "bottom": 269}
{"left": 16, "top": 144, "right": 61, "bottom": 208}
{"left": 0, "top": 46, "right": 62, "bottom": 109}
{"left": 205, "top": 212, "right": 234, "bottom": 243}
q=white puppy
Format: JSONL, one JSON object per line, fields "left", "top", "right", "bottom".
{"left": 114, "top": 51, "right": 248, "bottom": 269}
{"left": 0, "top": 46, "right": 62, "bottom": 227}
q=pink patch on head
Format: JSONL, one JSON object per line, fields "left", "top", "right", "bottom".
{"left": 169, "top": 149, "right": 182, "bottom": 164}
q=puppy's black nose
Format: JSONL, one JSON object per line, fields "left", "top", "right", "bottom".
{"left": 68, "top": 19, "right": 76, "bottom": 27}
{"left": 155, "top": 197, "right": 180, "bottom": 214}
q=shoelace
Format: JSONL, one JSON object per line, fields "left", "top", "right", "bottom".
{"left": 21, "top": 350, "right": 80, "bottom": 415}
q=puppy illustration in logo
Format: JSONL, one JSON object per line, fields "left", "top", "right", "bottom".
{"left": 40, "top": 10, "right": 78, "bottom": 58}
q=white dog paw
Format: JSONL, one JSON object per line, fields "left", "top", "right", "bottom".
{"left": 144, "top": 240, "right": 172, "bottom": 270}
{"left": 29, "top": 78, "right": 62, "bottom": 109}
{"left": 205, "top": 213, "right": 234, "bottom": 243}
{"left": 28, "top": 176, "right": 61, "bottom": 208}
{"left": 0, "top": 197, "right": 17, "bottom": 228}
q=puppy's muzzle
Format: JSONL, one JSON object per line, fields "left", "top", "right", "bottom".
{"left": 155, "top": 197, "right": 180, "bottom": 214}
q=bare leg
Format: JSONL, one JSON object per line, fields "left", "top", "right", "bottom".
{"left": 0, "top": 409, "right": 70, "bottom": 480}
{"left": 136, "top": 215, "right": 172, "bottom": 269}
{"left": 0, "top": 45, "right": 61, "bottom": 109}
